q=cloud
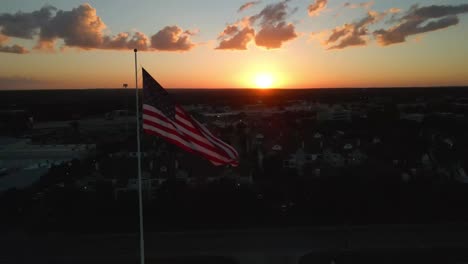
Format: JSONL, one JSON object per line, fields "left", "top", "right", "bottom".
{"left": 217, "top": 0, "right": 298, "bottom": 50}
{"left": 343, "top": 1, "right": 374, "bottom": 10}
{"left": 102, "top": 32, "right": 150, "bottom": 51}
{"left": 388, "top": 8, "right": 401, "bottom": 14}
{"left": 251, "top": 0, "right": 298, "bottom": 49}
{"left": 219, "top": 25, "right": 240, "bottom": 38}
{"left": 251, "top": 0, "right": 293, "bottom": 26}
{"left": 374, "top": 4, "right": 468, "bottom": 46}
{"left": 0, "top": 5, "right": 55, "bottom": 39}
{"left": 308, "top": 0, "right": 327, "bottom": 16}
{"left": 326, "top": 10, "right": 386, "bottom": 49}
{"left": 0, "top": 3, "right": 197, "bottom": 53}
{"left": 255, "top": 22, "right": 296, "bottom": 49}
{"left": 216, "top": 25, "right": 255, "bottom": 50}
{"left": 238, "top": 1, "right": 261, "bottom": 12}
{"left": 0, "top": 44, "right": 29, "bottom": 54}
{"left": 0, "top": 34, "right": 28, "bottom": 54}
{"left": 38, "top": 3, "right": 105, "bottom": 49}
{"left": 150, "top": 26, "right": 196, "bottom": 52}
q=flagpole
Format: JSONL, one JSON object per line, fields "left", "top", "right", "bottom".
{"left": 134, "top": 48, "right": 145, "bottom": 264}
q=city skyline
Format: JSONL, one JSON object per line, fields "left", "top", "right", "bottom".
{"left": 1, "top": 0, "right": 467, "bottom": 90}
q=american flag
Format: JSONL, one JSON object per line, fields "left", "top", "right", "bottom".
{"left": 142, "top": 68, "right": 239, "bottom": 167}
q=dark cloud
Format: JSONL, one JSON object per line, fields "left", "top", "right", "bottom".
{"left": 251, "top": 0, "right": 298, "bottom": 49}
{"left": 238, "top": 1, "right": 261, "bottom": 12}
{"left": 251, "top": 0, "right": 291, "bottom": 26}
{"left": 308, "top": 0, "right": 327, "bottom": 16}
{"left": 0, "top": 44, "right": 29, "bottom": 54}
{"left": 326, "top": 11, "right": 385, "bottom": 49}
{"left": 320, "top": 3, "right": 467, "bottom": 50}
{"left": 0, "top": 6, "right": 55, "bottom": 39}
{"left": 375, "top": 4, "right": 468, "bottom": 46}
{"left": 0, "top": 34, "right": 28, "bottom": 54}
{"left": 405, "top": 4, "right": 468, "bottom": 19}
{"left": 216, "top": 25, "right": 255, "bottom": 50}
{"left": 0, "top": 4, "right": 197, "bottom": 52}
{"left": 151, "top": 26, "right": 196, "bottom": 52}
{"left": 343, "top": 1, "right": 374, "bottom": 10}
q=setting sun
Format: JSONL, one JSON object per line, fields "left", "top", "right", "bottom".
{"left": 255, "top": 73, "right": 274, "bottom": 89}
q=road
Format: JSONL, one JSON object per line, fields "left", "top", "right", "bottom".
{"left": 1, "top": 224, "right": 468, "bottom": 264}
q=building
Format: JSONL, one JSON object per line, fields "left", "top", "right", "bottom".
{"left": 283, "top": 147, "right": 320, "bottom": 176}
{"left": 0, "top": 137, "right": 95, "bottom": 192}
{"left": 317, "top": 105, "right": 352, "bottom": 122}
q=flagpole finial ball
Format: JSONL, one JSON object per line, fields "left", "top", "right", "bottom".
{"left": 134, "top": 49, "right": 138, "bottom": 52}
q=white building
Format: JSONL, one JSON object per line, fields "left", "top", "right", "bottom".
{"left": 0, "top": 137, "right": 95, "bottom": 192}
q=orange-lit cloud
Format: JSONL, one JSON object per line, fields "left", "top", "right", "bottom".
{"left": 375, "top": 4, "right": 468, "bottom": 46}
{"left": 316, "top": 3, "right": 468, "bottom": 50}
{"left": 251, "top": 0, "right": 298, "bottom": 49}
{"left": 0, "top": 3, "right": 197, "bottom": 53}
{"left": 255, "top": 22, "right": 296, "bottom": 49}
{"left": 325, "top": 10, "right": 386, "bottom": 49}
{"left": 0, "top": 44, "right": 28, "bottom": 54}
{"left": 38, "top": 4, "right": 105, "bottom": 49}
{"left": 216, "top": 24, "right": 255, "bottom": 50}
{"left": 388, "top": 8, "right": 402, "bottom": 14}
{"left": 217, "top": 0, "right": 298, "bottom": 50}
{"left": 102, "top": 32, "right": 150, "bottom": 51}
{"left": 150, "top": 26, "right": 196, "bottom": 52}
{"left": 0, "top": 34, "right": 28, "bottom": 54}
{"left": 308, "top": 0, "right": 327, "bottom": 16}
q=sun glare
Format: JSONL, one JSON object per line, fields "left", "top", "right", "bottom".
{"left": 255, "top": 73, "right": 274, "bottom": 89}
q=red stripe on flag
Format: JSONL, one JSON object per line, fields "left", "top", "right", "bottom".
{"left": 141, "top": 69, "right": 239, "bottom": 167}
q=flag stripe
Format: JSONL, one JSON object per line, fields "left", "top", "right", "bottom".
{"left": 144, "top": 128, "right": 224, "bottom": 166}
{"left": 193, "top": 119, "right": 239, "bottom": 159}
{"left": 142, "top": 68, "right": 239, "bottom": 167}
{"left": 143, "top": 115, "right": 234, "bottom": 163}
{"left": 143, "top": 123, "right": 230, "bottom": 165}
{"left": 144, "top": 105, "right": 211, "bottom": 145}
{"left": 174, "top": 105, "right": 239, "bottom": 160}
{"left": 193, "top": 118, "right": 239, "bottom": 157}
{"left": 143, "top": 106, "right": 233, "bottom": 158}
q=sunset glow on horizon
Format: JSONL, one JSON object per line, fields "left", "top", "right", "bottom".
{"left": 255, "top": 73, "right": 274, "bottom": 89}
{"left": 0, "top": 0, "right": 467, "bottom": 90}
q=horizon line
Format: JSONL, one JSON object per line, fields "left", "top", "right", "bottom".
{"left": 1, "top": 85, "right": 468, "bottom": 92}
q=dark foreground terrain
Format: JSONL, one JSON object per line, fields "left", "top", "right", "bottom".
{"left": 2, "top": 224, "right": 468, "bottom": 264}
{"left": 2, "top": 87, "right": 468, "bottom": 263}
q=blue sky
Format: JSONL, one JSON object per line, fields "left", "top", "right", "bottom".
{"left": 3, "top": 0, "right": 466, "bottom": 43}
